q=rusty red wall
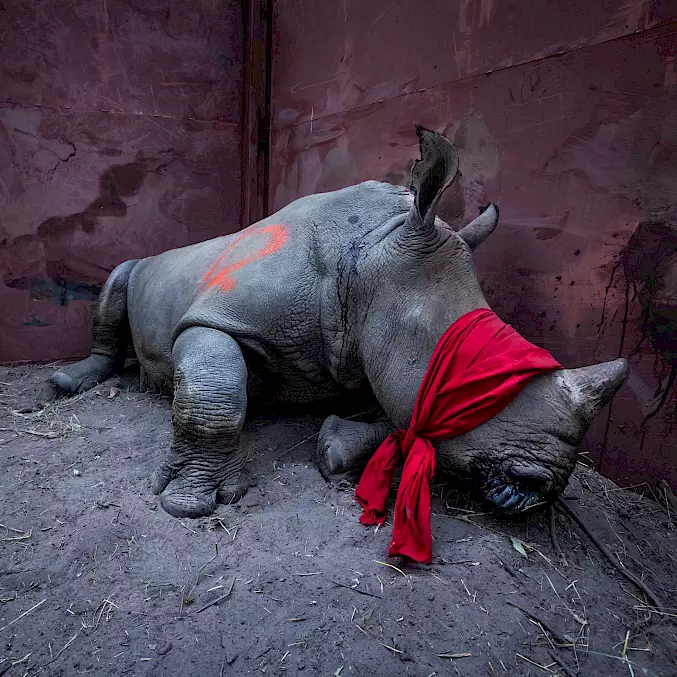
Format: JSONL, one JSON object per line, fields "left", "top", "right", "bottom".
{"left": 0, "top": 0, "right": 244, "bottom": 363}
{"left": 269, "top": 1, "right": 677, "bottom": 490}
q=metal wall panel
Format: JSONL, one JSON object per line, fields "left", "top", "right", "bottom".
{"left": 0, "top": 0, "right": 244, "bottom": 362}
{"left": 269, "top": 0, "right": 677, "bottom": 489}
{"left": 271, "top": 0, "right": 675, "bottom": 129}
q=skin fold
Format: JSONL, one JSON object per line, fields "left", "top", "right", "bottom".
{"left": 37, "top": 126, "right": 629, "bottom": 520}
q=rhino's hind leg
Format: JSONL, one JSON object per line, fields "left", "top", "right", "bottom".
{"left": 152, "top": 327, "right": 249, "bottom": 519}
{"left": 316, "top": 415, "right": 394, "bottom": 484}
{"left": 37, "top": 259, "right": 138, "bottom": 405}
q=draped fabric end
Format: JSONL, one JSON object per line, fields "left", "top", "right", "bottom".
{"left": 355, "top": 308, "right": 562, "bottom": 564}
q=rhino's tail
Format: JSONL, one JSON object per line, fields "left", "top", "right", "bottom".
{"left": 36, "top": 259, "right": 140, "bottom": 406}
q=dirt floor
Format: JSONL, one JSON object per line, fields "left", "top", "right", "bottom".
{"left": 1, "top": 363, "right": 676, "bottom": 677}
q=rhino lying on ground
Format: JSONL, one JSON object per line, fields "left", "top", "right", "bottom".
{"left": 38, "top": 126, "right": 628, "bottom": 522}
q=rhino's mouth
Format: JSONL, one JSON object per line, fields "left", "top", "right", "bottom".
{"left": 483, "top": 475, "right": 548, "bottom": 514}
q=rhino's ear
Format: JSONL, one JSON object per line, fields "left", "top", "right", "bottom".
{"left": 554, "top": 358, "right": 629, "bottom": 424}
{"left": 404, "top": 124, "right": 459, "bottom": 239}
{"left": 457, "top": 203, "right": 499, "bottom": 251}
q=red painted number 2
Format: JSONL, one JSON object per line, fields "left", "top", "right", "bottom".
{"left": 203, "top": 224, "right": 289, "bottom": 292}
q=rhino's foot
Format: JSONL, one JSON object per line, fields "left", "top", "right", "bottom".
{"left": 36, "top": 371, "right": 76, "bottom": 404}
{"left": 316, "top": 415, "right": 394, "bottom": 485}
{"left": 37, "top": 355, "right": 115, "bottom": 406}
{"left": 151, "top": 453, "right": 249, "bottom": 519}
{"left": 156, "top": 327, "right": 250, "bottom": 519}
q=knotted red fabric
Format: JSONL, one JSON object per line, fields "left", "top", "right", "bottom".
{"left": 355, "top": 308, "right": 562, "bottom": 564}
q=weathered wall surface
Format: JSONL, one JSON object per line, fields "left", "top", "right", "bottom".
{"left": 0, "top": 0, "right": 243, "bottom": 362}
{"left": 269, "top": 1, "right": 677, "bottom": 489}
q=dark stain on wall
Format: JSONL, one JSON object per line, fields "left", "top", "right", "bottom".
{"left": 23, "top": 314, "right": 49, "bottom": 327}
{"left": 621, "top": 219, "right": 677, "bottom": 363}
{"left": 6, "top": 277, "right": 102, "bottom": 305}
{"left": 1, "top": 157, "right": 166, "bottom": 305}
{"left": 602, "top": 216, "right": 677, "bottom": 430}
{"left": 623, "top": 218, "right": 677, "bottom": 424}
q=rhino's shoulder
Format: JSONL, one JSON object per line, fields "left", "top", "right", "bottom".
{"left": 277, "top": 180, "right": 412, "bottom": 223}
{"left": 318, "top": 180, "right": 411, "bottom": 205}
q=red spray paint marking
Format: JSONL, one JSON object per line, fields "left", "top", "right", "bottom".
{"left": 203, "top": 224, "right": 289, "bottom": 292}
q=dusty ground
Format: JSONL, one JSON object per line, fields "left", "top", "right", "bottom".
{"left": 1, "top": 363, "right": 676, "bottom": 677}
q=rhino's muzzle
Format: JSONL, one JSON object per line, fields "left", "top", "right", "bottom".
{"left": 484, "top": 467, "right": 556, "bottom": 514}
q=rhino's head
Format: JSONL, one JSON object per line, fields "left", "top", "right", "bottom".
{"left": 436, "top": 361, "right": 628, "bottom": 512}
{"left": 359, "top": 125, "right": 629, "bottom": 513}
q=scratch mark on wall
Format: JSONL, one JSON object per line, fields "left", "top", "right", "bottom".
{"left": 478, "top": 0, "right": 496, "bottom": 28}
{"left": 368, "top": 9, "right": 388, "bottom": 31}
{"left": 664, "top": 57, "right": 676, "bottom": 88}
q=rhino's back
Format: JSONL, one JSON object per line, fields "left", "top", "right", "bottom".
{"left": 126, "top": 180, "right": 412, "bottom": 387}
{"left": 275, "top": 180, "right": 412, "bottom": 254}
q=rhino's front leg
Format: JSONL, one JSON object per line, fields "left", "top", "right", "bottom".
{"left": 316, "top": 415, "right": 394, "bottom": 483}
{"left": 151, "top": 327, "right": 249, "bottom": 518}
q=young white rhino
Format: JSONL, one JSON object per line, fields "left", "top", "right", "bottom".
{"left": 38, "top": 126, "right": 628, "bottom": 526}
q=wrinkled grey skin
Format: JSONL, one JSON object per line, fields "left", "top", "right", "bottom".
{"left": 38, "top": 126, "right": 629, "bottom": 522}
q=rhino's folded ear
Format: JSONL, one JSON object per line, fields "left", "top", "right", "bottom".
{"left": 405, "top": 125, "right": 459, "bottom": 238}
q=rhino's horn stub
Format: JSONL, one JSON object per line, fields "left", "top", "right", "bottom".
{"left": 556, "top": 358, "right": 629, "bottom": 423}
{"left": 408, "top": 125, "right": 459, "bottom": 230}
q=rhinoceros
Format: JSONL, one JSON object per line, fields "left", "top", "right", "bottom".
{"left": 38, "top": 126, "right": 628, "bottom": 523}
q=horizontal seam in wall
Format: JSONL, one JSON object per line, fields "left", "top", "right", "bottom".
{"left": 272, "top": 21, "right": 677, "bottom": 133}
{"left": 0, "top": 100, "right": 240, "bottom": 126}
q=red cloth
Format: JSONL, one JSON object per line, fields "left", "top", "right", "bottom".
{"left": 355, "top": 308, "right": 562, "bottom": 564}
